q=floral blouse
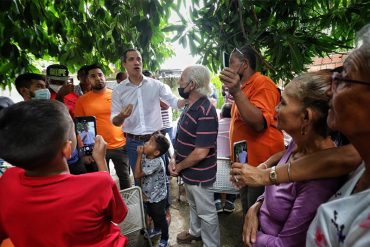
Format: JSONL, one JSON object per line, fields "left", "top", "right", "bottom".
{"left": 306, "top": 162, "right": 370, "bottom": 246}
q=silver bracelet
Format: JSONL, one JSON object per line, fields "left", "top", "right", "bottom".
{"left": 288, "top": 161, "right": 292, "bottom": 182}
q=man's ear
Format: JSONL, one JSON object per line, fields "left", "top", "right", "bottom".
{"left": 19, "top": 87, "right": 30, "bottom": 99}
{"left": 154, "top": 150, "right": 160, "bottom": 157}
{"left": 62, "top": 140, "right": 73, "bottom": 159}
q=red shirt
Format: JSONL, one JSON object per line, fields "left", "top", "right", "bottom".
{"left": 0, "top": 168, "right": 128, "bottom": 247}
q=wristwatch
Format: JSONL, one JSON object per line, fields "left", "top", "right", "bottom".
{"left": 269, "top": 166, "right": 279, "bottom": 185}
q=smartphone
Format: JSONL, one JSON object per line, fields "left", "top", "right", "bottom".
{"left": 75, "top": 116, "right": 97, "bottom": 155}
{"left": 233, "top": 140, "right": 247, "bottom": 163}
{"left": 223, "top": 51, "right": 230, "bottom": 68}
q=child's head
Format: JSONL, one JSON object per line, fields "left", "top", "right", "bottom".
{"left": 0, "top": 100, "right": 76, "bottom": 170}
{"left": 143, "top": 133, "right": 170, "bottom": 158}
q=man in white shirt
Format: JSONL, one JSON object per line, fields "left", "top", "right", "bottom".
{"left": 111, "top": 48, "right": 186, "bottom": 173}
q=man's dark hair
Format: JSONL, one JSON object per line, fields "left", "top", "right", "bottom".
{"left": 85, "top": 64, "right": 104, "bottom": 75}
{"left": 152, "top": 133, "right": 170, "bottom": 157}
{"left": 15, "top": 73, "right": 45, "bottom": 93}
{"left": 77, "top": 65, "right": 89, "bottom": 80}
{"left": 122, "top": 48, "right": 139, "bottom": 63}
{"left": 220, "top": 103, "right": 232, "bottom": 118}
{"left": 116, "top": 72, "right": 125, "bottom": 80}
{"left": 143, "top": 70, "right": 152, "bottom": 77}
{"left": 238, "top": 46, "right": 257, "bottom": 71}
{"left": 0, "top": 100, "right": 72, "bottom": 170}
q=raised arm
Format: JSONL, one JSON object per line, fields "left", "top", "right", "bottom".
{"left": 219, "top": 68, "right": 266, "bottom": 132}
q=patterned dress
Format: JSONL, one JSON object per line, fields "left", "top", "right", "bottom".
{"left": 307, "top": 162, "right": 370, "bottom": 246}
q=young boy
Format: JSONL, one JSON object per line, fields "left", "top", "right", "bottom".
{"left": 0, "top": 100, "right": 128, "bottom": 247}
{"left": 134, "top": 134, "right": 170, "bottom": 247}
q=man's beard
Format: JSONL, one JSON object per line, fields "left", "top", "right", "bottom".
{"left": 92, "top": 81, "right": 105, "bottom": 90}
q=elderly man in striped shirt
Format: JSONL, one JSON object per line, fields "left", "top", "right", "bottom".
{"left": 168, "top": 65, "right": 220, "bottom": 247}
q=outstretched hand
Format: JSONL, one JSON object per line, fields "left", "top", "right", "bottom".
{"left": 121, "top": 104, "right": 133, "bottom": 119}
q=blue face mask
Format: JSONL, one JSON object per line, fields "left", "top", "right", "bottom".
{"left": 33, "top": 88, "right": 51, "bottom": 100}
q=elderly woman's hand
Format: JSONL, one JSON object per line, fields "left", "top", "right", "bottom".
{"left": 219, "top": 67, "right": 242, "bottom": 96}
{"left": 243, "top": 201, "right": 262, "bottom": 247}
{"left": 230, "top": 162, "right": 271, "bottom": 187}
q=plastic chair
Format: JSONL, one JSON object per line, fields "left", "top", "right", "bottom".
{"left": 119, "top": 186, "right": 152, "bottom": 247}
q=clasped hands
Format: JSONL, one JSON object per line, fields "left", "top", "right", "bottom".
{"left": 168, "top": 158, "right": 181, "bottom": 177}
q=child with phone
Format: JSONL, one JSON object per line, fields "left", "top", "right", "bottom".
{"left": 0, "top": 100, "right": 128, "bottom": 247}
{"left": 134, "top": 133, "right": 170, "bottom": 247}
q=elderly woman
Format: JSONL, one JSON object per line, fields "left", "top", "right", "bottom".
{"left": 241, "top": 72, "right": 345, "bottom": 247}
{"left": 306, "top": 24, "right": 370, "bottom": 246}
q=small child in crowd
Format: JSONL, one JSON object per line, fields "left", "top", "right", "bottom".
{"left": 134, "top": 134, "right": 170, "bottom": 247}
{"left": 0, "top": 100, "right": 128, "bottom": 247}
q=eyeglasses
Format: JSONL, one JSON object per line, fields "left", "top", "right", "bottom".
{"left": 331, "top": 71, "right": 370, "bottom": 92}
{"left": 232, "top": 48, "right": 244, "bottom": 57}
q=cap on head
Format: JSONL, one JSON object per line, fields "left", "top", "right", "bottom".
{"left": 46, "top": 64, "right": 69, "bottom": 81}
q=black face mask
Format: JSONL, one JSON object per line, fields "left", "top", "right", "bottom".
{"left": 178, "top": 81, "right": 192, "bottom": 99}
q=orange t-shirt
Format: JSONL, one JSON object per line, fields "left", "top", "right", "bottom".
{"left": 229, "top": 72, "right": 284, "bottom": 166}
{"left": 74, "top": 89, "right": 125, "bottom": 149}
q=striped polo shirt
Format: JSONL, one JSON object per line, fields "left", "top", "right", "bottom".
{"left": 174, "top": 96, "right": 218, "bottom": 185}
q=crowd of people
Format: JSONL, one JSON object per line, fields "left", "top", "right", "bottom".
{"left": 1, "top": 23, "right": 370, "bottom": 247}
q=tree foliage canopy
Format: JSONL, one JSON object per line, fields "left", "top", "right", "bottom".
{"left": 168, "top": 0, "right": 370, "bottom": 82}
{"left": 0, "top": 0, "right": 176, "bottom": 88}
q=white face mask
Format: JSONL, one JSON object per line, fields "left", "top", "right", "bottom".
{"left": 49, "top": 84, "right": 63, "bottom": 93}
{"left": 33, "top": 88, "right": 51, "bottom": 100}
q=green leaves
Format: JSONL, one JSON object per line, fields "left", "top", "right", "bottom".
{"left": 165, "top": 0, "right": 370, "bottom": 82}
{"left": 0, "top": 0, "right": 175, "bottom": 88}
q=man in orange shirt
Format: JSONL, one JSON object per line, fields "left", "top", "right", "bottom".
{"left": 220, "top": 46, "right": 284, "bottom": 214}
{"left": 75, "top": 64, "right": 130, "bottom": 189}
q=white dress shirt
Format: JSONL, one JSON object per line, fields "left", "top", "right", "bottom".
{"left": 111, "top": 76, "right": 179, "bottom": 135}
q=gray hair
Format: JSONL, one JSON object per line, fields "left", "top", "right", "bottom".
{"left": 350, "top": 23, "right": 370, "bottom": 75}
{"left": 185, "top": 65, "right": 212, "bottom": 96}
{"left": 286, "top": 72, "right": 330, "bottom": 138}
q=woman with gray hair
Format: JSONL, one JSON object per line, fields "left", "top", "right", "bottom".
{"left": 242, "top": 72, "right": 345, "bottom": 247}
{"left": 306, "top": 23, "right": 370, "bottom": 246}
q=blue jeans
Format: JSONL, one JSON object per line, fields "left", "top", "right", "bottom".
{"left": 126, "top": 137, "right": 144, "bottom": 171}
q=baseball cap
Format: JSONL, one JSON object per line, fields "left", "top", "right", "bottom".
{"left": 46, "top": 64, "right": 69, "bottom": 81}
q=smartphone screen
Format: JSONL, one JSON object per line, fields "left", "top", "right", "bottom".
{"left": 233, "top": 140, "right": 247, "bottom": 163}
{"left": 223, "top": 51, "right": 230, "bottom": 68}
{"left": 75, "top": 116, "right": 97, "bottom": 155}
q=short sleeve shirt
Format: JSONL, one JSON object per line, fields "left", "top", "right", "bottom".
{"left": 229, "top": 72, "right": 284, "bottom": 165}
{"left": 174, "top": 97, "right": 218, "bottom": 185}
{"left": 141, "top": 156, "right": 167, "bottom": 203}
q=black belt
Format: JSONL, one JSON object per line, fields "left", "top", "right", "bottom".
{"left": 125, "top": 132, "right": 155, "bottom": 142}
